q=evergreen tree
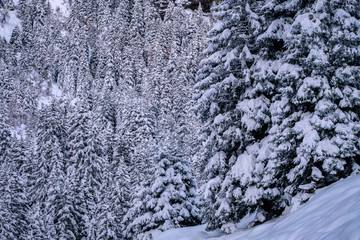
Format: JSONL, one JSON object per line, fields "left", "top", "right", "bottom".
{"left": 0, "top": 117, "right": 29, "bottom": 239}
{"left": 29, "top": 102, "right": 77, "bottom": 239}
{"left": 118, "top": 98, "right": 156, "bottom": 190}
{"left": 195, "top": 0, "right": 360, "bottom": 230}
{"left": 96, "top": 136, "right": 130, "bottom": 239}
{"left": 193, "top": 0, "right": 265, "bottom": 230}
{"left": 257, "top": 0, "right": 360, "bottom": 220}
{"left": 93, "top": 93, "right": 130, "bottom": 239}
{"left": 122, "top": 0, "right": 146, "bottom": 94}
{"left": 123, "top": 137, "right": 200, "bottom": 240}
{"left": 67, "top": 98, "right": 105, "bottom": 239}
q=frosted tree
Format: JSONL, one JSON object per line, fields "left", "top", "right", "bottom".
{"left": 5, "top": 139, "right": 30, "bottom": 239}
{"left": 122, "top": 0, "right": 146, "bottom": 94}
{"left": 192, "top": 0, "right": 360, "bottom": 227}
{"left": 123, "top": 137, "right": 200, "bottom": 240}
{"left": 118, "top": 98, "right": 156, "bottom": 190}
{"left": 258, "top": 0, "right": 360, "bottom": 220}
{"left": 95, "top": 138, "right": 130, "bottom": 239}
{"left": 43, "top": 104, "right": 78, "bottom": 240}
{"left": 0, "top": 117, "right": 29, "bottom": 239}
{"left": 28, "top": 102, "right": 74, "bottom": 239}
{"left": 193, "top": 0, "right": 266, "bottom": 230}
{"left": 67, "top": 98, "right": 105, "bottom": 239}
{"left": 92, "top": 93, "right": 131, "bottom": 239}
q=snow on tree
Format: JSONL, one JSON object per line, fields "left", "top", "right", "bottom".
{"left": 6, "top": 138, "right": 31, "bottom": 239}
{"left": 123, "top": 136, "right": 200, "bottom": 239}
{"left": 195, "top": 0, "right": 360, "bottom": 230}
{"left": 122, "top": 0, "right": 146, "bottom": 94}
{"left": 27, "top": 102, "right": 75, "bottom": 239}
{"left": 93, "top": 92, "right": 131, "bottom": 239}
{"left": 258, "top": 0, "right": 360, "bottom": 220}
{"left": 67, "top": 96, "right": 105, "bottom": 239}
{"left": 193, "top": 0, "right": 267, "bottom": 230}
{"left": 0, "top": 117, "right": 29, "bottom": 239}
{"left": 118, "top": 98, "right": 156, "bottom": 190}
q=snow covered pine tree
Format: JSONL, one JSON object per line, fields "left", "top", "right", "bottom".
{"left": 194, "top": 0, "right": 267, "bottom": 231}
{"left": 195, "top": 0, "right": 360, "bottom": 232}
{"left": 124, "top": 137, "right": 200, "bottom": 239}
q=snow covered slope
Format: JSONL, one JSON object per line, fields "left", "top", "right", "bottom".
{"left": 155, "top": 174, "right": 360, "bottom": 240}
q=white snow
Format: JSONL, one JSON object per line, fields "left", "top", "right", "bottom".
{"left": 155, "top": 174, "right": 360, "bottom": 240}
{"left": 0, "top": 10, "right": 20, "bottom": 43}
{"left": 333, "top": 9, "right": 359, "bottom": 29}
{"left": 316, "top": 139, "right": 339, "bottom": 157}
{"left": 49, "top": 0, "right": 70, "bottom": 18}
{"left": 12, "top": 123, "right": 27, "bottom": 140}
{"left": 258, "top": 18, "right": 290, "bottom": 40}
{"left": 51, "top": 83, "right": 63, "bottom": 98}
{"left": 297, "top": 76, "right": 329, "bottom": 100}
{"left": 211, "top": 21, "right": 224, "bottom": 33}
{"left": 276, "top": 63, "right": 302, "bottom": 80}
{"left": 290, "top": 12, "right": 323, "bottom": 36}
{"left": 307, "top": 49, "right": 328, "bottom": 65}
{"left": 231, "top": 151, "right": 254, "bottom": 185}
{"left": 37, "top": 83, "right": 63, "bottom": 109}
{"left": 154, "top": 224, "right": 223, "bottom": 240}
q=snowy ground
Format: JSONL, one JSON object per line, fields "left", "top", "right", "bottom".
{"left": 155, "top": 174, "right": 360, "bottom": 240}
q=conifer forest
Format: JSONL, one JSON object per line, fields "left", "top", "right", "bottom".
{"left": 0, "top": 0, "right": 360, "bottom": 239}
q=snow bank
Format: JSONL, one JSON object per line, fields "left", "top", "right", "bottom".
{"left": 154, "top": 224, "right": 223, "bottom": 240}
{"left": 155, "top": 174, "right": 360, "bottom": 240}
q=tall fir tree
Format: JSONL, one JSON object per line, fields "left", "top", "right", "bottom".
{"left": 0, "top": 117, "right": 29, "bottom": 239}
{"left": 195, "top": 0, "right": 360, "bottom": 231}
{"left": 257, "top": 0, "right": 360, "bottom": 220}
{"left": 67, "top": 97, "right": 105, "bottom": 239}
{"left": 193, "top": 0, "right": 266, "bottom": 230}
{"left": 29, "top": 102, "right": 77, "bottom": 239}
{"left": 123, "top": 136, "right": 200, "bottom": 240}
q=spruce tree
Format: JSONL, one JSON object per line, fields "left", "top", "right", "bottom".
{"left": 193, "top": 0, "right": 266, "bottom": 230}
{"left": 94, "top": 94, "right": 130, "bottom": 239}
{"left": 67, "top": 97, "right": 105, "bottom": 239}
{"left": 0, "top": 117, "right": 29, "bottom": 239}
{"left": 123, "top": 137, "right": 200, "bottom": 240}
{"left": 122, "top": 0, "right": 146, "bottom": 94}
{"left": 195, "top": 0, "right": 360, "bottom": 230}
{"left": 29, "top": 102, "right": 76, "bottom": 239}
{"left": 258, "top": 0, "right": 360, "bottom": 219}
{"left": 118, "top": 98, "right": 156, "bottom": 190}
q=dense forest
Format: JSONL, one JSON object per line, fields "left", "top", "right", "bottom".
{"left": 0, "top": 0, "right": 360, "bottom": 239}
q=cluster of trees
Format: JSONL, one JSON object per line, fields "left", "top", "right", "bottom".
{"left": 0, "top": 100, "right": 201, "bottom": 239}
{"left": 1, "top": 0, "right": 360, "bottom": 239}
{"left": 1, "top": 0, "right": 209, "bottom": 239}
{"left": 194, "top": 0, "right": 360, "bottom": 231}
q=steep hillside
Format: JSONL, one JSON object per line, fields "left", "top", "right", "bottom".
{"left": 0, "top": 0, "right": 212, "bottom": 238}
{"left": 156, "top": 174, "right": 360, "bottom": 240}
{"left": 1, "top": 0, "right": 360, "bottom": 239}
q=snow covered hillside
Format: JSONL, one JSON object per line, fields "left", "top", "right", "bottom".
{"left": 155, "top": 174, "right": 360, "bottom": 240}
